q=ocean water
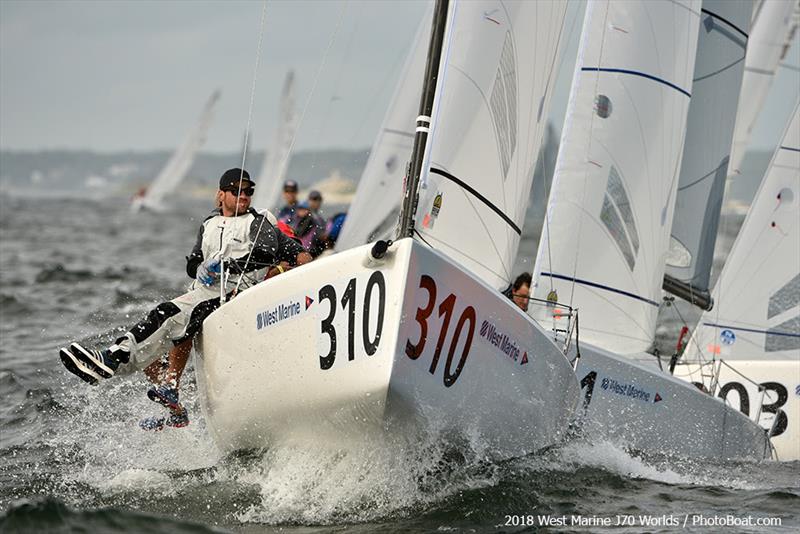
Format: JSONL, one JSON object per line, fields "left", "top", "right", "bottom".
{"left": 0, "top": 193, "right": 798, "bottom": 533}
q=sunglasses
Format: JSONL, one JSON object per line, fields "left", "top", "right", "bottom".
{"left": 223, "top": 187, "right": 254, "bottom": 197}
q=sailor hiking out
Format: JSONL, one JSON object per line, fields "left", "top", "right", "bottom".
{"left": 59, "top": 168, "right": 311, "bottom": 429}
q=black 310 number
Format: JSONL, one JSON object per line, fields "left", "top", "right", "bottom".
{"left": 319, "top": 271, "right": 386, "bottom": 370}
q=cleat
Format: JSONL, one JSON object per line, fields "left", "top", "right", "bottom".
{"left": 59, "top": 347, "right": 101, "bottom": 385}
{"left": 147, "top": 385, "right": 181, "bottom": 412}
{"left": 69, "top": 342, "right": 120, "bottom": 378}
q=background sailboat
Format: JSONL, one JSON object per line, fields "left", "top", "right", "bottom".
{"left": 664, "top": 0, "right": 753, "bottom": 309}
{"left": 678, "top": 100, "right": 800, "bottom": 460}
{"left": 728, "top": 0, "right": 798, "bottom": 176}
{"left": 131, "top": 89, "right": 221, "bottom": 212}
{"left": 530, "top": 0, "right": 769, "bottom": 459}
{"left": 252, "top": 71, "right": 297, "bottom": 212}
{"left": 334, "top": 9, "right": 429, "bottom": 251}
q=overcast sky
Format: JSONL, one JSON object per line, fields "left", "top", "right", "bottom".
{"left": 0, "top": 0, "right": 797, "bottom": 154}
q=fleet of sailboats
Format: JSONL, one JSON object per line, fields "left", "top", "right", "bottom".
{"left": 188, "top": 0, "right": 796, "bottom": 462}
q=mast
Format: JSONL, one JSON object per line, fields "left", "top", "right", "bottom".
{"left": 397, "top": 0, "right": 449, "bottom": 239}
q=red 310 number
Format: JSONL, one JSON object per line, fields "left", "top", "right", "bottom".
{"left": 405, "top": 275, "right": 475, "bottom": 387}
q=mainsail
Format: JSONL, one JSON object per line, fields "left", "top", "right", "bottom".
{"left": 685, "top": 100, "right": 800, "bottom": 362}
{"left": 335, "top": 10, "right": 430, "bottom": 251}
{"left": 413, "top": 0, "right": 569, "bottom": 291}
{"left": 134, "top": 90, "right": 221, "bottom": 211}
{"left": 531, "top": 0, "right": 701, "bottom": 354}
{"left": 252, "top": 71, "right": 297, "bottom": 211}
{"left": 665, "top": 0, "right": 752, "bottom": 307}
{"left": 728, "top": 0, "right": 798, "bottom": 175}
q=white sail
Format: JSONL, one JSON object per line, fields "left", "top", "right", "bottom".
{"left": 335, "top": 10, "right": 430, "bottom": 251}
{"left": 252, "top": 71, "right": 297, "bottom": 212}
{"left": 728, "top": 0, "right": 798, "bottom": 175}
{"left": 413, "top": 0, "right": 569, "bottom": 291}
{"left": 531, "top": 0, "right": 701, "bottom": 354}
{"left": 686, "top": 100, "right": 800, "bottom": 362}
{"left": 134, "top": 90, "right": 221, "bottom": 211}
{"left": 666, "top": 0, "right": 752, "bottom": 296}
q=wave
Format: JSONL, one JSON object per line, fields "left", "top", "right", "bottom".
{"left": 34, "top": 264, "right": 147, "bottom": 284}
{"left": 0, "top": 497, "right": 227, "bottom": 533}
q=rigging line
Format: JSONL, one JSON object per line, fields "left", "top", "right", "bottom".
{"left": 700, "top": 8, "right": 749, "bottom": 39}
{"left": 459, "top": 178, "right": 512, "bottom": 284}
{"left": 236, "top": 0, "right": 269, "bottom": 217}
{"left": 567, "top": 0, "right": 611, "bottom": 309}
{"left": 234, "top": 1, "right": 349, "bottom": 297}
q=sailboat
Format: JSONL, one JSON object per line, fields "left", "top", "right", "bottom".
{"left": 530, "top": 0, "right": 770, "bottom": 459}
{"left": 131, "top": 89, "right": 221, "bottom": 212}
{"left": 252, "top": 71, "right": 297, "bottom": 212}
{"left": 334, "top": 10, "right": 428, "bottom": 251}
{"left": 664, "top": 0, "right": 752, "bottom": 309}
{"left": 728, "top": 0, "right": 799, "bottom": 176}
{"left": 195, "top": 0, "right": 581, "bottom": 458}
{"left": 677, "top": 101, "right": 800, "bottom": 460}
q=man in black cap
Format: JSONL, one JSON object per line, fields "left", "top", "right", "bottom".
{"left": 277, "top": 179, "right": 299, "bottom": 225}
{"left": 59, "top": 168, "right": 312, "bottom": 429}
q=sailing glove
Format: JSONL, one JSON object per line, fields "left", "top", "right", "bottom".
{"left": 197, "top": 258, "right": 221, "bottom": 286}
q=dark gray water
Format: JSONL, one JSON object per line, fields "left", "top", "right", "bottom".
{"left": 1, "top": 193, "right": 798, "bottom": 533}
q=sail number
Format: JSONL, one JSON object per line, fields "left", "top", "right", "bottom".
{"left": 717, "top": 381, "right": 788, "bottom": 436}
{"left": 405, "top": 275, "right": 476, "bottom": 387}
{"left": 318, "top": 271, "right": 386, "bottom": 370}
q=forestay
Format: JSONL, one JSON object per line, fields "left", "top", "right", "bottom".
{"left": 728, "top": 0, "right": 797, "bottom": 175}
{"left": 413, "top": 0, "right": 568, "bottom": 291}
{"left": 686, "top": 100, "right": 800, "bottom": 362}
{"left": 253, "top": 71, "right": 297, "bottom": 211}
{"left": 138, "top": 90, "right": 221, "bottom": 210}
{"left": 666, "top": 0, "right": 752, "bottom": 297}
{"left": 531, "top": 0, "right": 701, "bottom": 354}
{"left": 335, "top": 9, "right": 430, "bottom": 251}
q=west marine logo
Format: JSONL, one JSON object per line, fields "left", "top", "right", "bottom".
{"left": 479, "top": 319, "right": 524, "bottom": 363}
{"left": 256, "top": 298, "right": 305, "bottom": 331}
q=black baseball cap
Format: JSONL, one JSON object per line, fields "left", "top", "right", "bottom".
{"left": 308, "top": 190, "right": 322, "bottom": 201}
{"left": 219, "top": 168, "right": 254, "bottom": 190}
{"left": 283, "top": 180, "right": 298, "bottom": 192}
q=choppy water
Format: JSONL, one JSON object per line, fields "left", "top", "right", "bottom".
{"left": 1, "top": 193, "right": 798, "bottom": 533}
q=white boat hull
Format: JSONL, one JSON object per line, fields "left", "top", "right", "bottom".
{"left": 568, "top": 344, "right": 771, "bottom": 460}
{"left": 673, "top": 360, "right": 799, "bottom": 461}
{"left": 197, "top": 238, "right": 580, "bottom": 458}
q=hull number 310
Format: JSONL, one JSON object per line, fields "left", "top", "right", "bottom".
{"left": 405, "top": 275, "right": 476, "bottom": 387}
{"left": 318, "top": 271, "right": 386, "bottom": 370}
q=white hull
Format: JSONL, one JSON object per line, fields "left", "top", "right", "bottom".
{"left": 673, "top": 360, "right": 799, "bottom": 461}
{"left": 567, "top": 344, "right": 771, "bottom": 460}
{"left": 197, "top": 238, "right": 579, "bottom": 458}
